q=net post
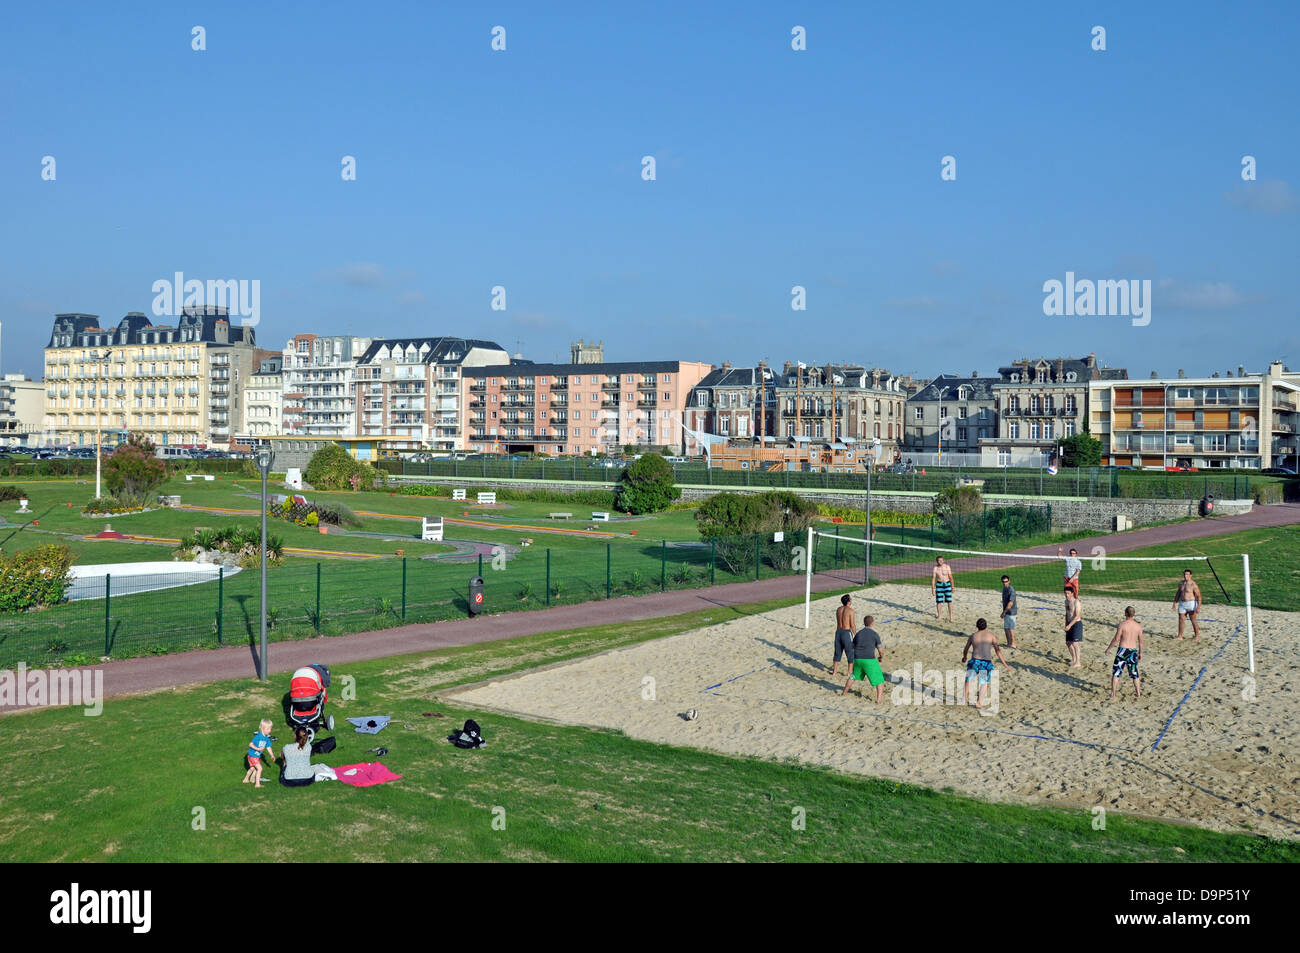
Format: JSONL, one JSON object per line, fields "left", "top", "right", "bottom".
{"left": 804, "top": 526, "right": 813, "bottom": 629}
{"left": 1243, "top": 553, "right": 1255, "bottom": 674}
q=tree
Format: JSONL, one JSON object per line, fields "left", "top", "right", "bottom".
{"left": 1058, "top": 430, "right": 1103, "bottom": 468}
{"left": 615, "top": 452, "right": 680, "bottom": 514}
{"left": 694, "top": 490, "right": 818, "bottom": 573}
{"left": 304, "top": 443, "right": 383, "bottom": 491}
{"left": 104, "top": 433, "right": 168, "bottom": 497}
{"left": 931, "top": 484, "right": 982, "bottom": 535}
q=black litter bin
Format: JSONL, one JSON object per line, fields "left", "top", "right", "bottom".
{"left": 1199, "top": 494, "right": 1215, "bottom": 517}
{"left": 468, "top": 576, "right": 485, "bottom": 617}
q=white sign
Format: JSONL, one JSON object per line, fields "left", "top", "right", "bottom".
{"left": 478, "top": 491, "right": 496, "bottom": 505}
{"left": 591, "top": 511, "right": 610, "bottom": 521}
{"left": 774, "top": 531, "right": 785, "bottom": 543}
{"left": 422, "top": 516, "right": 444, "bottom": 541}
{"left": 285, "top": 467, "right": 303, "bottom": 490}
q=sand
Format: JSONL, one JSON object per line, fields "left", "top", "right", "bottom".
{"left": 446, "top": 583, "right": 1299, "bottom": 840}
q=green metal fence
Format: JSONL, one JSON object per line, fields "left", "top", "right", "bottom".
{"left": 377, "top": 458, "right": 1283, "bottom": 501}
{"left": 0, "top": 531, "right": 823, "bottom": 669}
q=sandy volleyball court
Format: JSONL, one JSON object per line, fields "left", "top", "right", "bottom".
{"left": 448, "top": 583, "right": 1299, "bottom": 839}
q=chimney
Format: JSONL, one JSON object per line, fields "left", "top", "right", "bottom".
{"left": 1087, "top": 352, "right": 1097, "bottom": 368}
{"left": 1150, "top": 371, "right": 1159, "bottom": 379}
{"left": 1057, "top": 357, "right": 1064, "bottom": 381}
{"left": 1211, "top": 372, "right": 1220, "bottom": 378}
{"left": 1177, "top": 369, "right": 1185, "bottom": 379}
{"left": 1226, "top": 370, "right": 1233, "bottom": 378}
{"left": 971, "top": 370, "right": 978, "bottom": 379}
{"left": 722, "top": 361, "right": 731, "bottom": 371}
{"left": 1239, "top": 365, "right": 1246, "bottom": 378}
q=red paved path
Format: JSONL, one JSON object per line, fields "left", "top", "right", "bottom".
{"left": 4, "top": 504, "right": 1297, "bottom": 714}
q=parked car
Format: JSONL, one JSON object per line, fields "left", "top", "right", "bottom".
{"left": 1262, "top": 466, "right": 1298, "bottom": 476}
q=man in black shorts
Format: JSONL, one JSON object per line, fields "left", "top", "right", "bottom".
{"left": 1063, "top": 585, "right": 1083, "bottom": 668}
{"left": 831, "top": 594, "right": 856, "bottom": 677}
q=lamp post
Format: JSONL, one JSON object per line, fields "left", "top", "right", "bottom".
{"left": 255, "top": 446, "right": 273, "bottom": 681}
{"left": 94, "top": 348, "right": 113, "bottom": 498}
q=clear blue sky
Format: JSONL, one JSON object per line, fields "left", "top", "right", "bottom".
{"left": 3, "top": 1, "right": 1297, "bottom": 381}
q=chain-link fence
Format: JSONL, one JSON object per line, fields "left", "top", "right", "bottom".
{"left": 377, "top": 458, "right": 1289, "bottom": 501}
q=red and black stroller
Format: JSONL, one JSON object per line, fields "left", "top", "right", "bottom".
{"left": 289, "top": 664, "right": 335, "bottom": 741}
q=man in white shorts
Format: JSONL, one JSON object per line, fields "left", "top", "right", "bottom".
{"left": 1173, "top": 568, "right": 1202, "bottom": 641}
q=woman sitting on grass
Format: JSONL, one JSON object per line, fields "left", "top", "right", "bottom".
{"left": 280, "top": 727, "right": 337, "bottom": 784}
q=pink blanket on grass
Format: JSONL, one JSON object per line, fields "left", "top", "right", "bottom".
{"left": 333, "top": 762, "right": 402, "bottom": 787}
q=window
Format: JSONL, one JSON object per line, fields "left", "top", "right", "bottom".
{"left": 1009, "top": 422, "right": 1020, "bottom": 439}
{"left": 1044, "top": 422, "right": 1054, "bottom": 440}
{"left": 1030, "top": 422, "right": 1041, "bottom": 439}
{"left": 998, "top": 449, "right": 1010, "bottom": 466}
{"left": 957, "top": 428, "right": 967, "bottom": 441}
{"left": 874, "top": 400, "right": 881, "bottom": 413}
{"left": 958, "top": 406, "right": 968, "bottom": 419}
{"left": 939, "top": 407, "right": 949, "bottom": 419}
{"left": 1030, "top": 396, "right": 1040, "bottom": 413}
{"left": 914, "top": 406, "right": 923, "bottom": 420}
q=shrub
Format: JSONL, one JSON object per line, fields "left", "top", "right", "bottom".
{"left": 932, "top": 485, "right": 983, "bottom": 533}
{"left": 0, "top": 544, "right": 76, "bottom": 612}
{"left": 397, "top": 484, "right": 617, "bottom": 507}
{"left": 104, "top": 433, "right": 168, "bottom": 496}
{"left": 305, "top": 511, "right": 319, "bottom": 526}
{"left": 305, "top": 443, "right": 383, "bottom": 492}
{"left": 695, "top": 490, "right": 819, "bottom": 573}
{"left": 0, "top": 485, "right": 23, "bottom": 502}
{"left": 82, "top": 491, "right": 150, "bottom": 515}
{"left": 616, "top": 453, "right": 681, "bottom": 514}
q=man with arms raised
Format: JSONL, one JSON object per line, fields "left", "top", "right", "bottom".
{"left": 1173, "top": 569, "right": 1202, "bottom": 642}
{"left": 932, "top": 556, "right": 955, "bottom": 622}
{"left": 1105, "top": 606, "right": 1144, "bottom": 699}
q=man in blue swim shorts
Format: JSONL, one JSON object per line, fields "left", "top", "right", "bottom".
{"left": 1105, "top": 606, "right": 1144, "bottom": 699}
{"left": 962, "top": 618, "right": 1011, "bottom": 709}
{"left": 932, "top": 556, "right": 955, "bottom": 622}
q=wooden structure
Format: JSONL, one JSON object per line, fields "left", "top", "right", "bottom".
{"left": 708, "top": 437, "right": 873, "bottom": 473}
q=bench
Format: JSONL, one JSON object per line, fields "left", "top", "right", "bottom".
{"left": 549, "top": 512, "right": 573, "bottom": 519}
{"left": 591, "top": 511, "right": 610, "bottom": 521}
{"left": 184, "top": 474, "right": 215, "bottom": 482}
{"left": 452, "top": 488, "right": 467, "bottom": 501}
{"left": 477, "top": 492, "right": 496, "bottom": 505}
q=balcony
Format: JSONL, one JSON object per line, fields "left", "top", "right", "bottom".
{"left": 637, "top": 399, "right": 658, "bottom": 408}
{"left": 601, "top": 399, "right": 620, "bottom": 409}
{"left": 602, "top": 382, "right": 620, "bottom": 392}
{"left": 638, "top": 381, "right": 657, "bottom": 390}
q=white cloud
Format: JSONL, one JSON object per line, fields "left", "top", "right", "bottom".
{"left": 1223, "top": 179, "right": 1298, "bottom": 215}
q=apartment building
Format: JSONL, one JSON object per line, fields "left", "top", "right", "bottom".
{"left": 352, "top": 336, "right": 511, "bottom": 450}
{"left": 0, "top": 374, "right": 45, "bottom": 446}
{"left": 242, "top": 355, "right": 284, "bottom": 438}
{"left": 769, "top": 363, "right": 908, "bottom": 452}
{"left": 906, "top": 373, "right": 1000, "bottom": 457}
{"left": 979, "top": 354, "right": 1128, "bottom": 464}
{"left": 43, "top": 308, "right": 257, "bottom": 448}
{"left": 461, "top": 360, "right": 713, "bottom": 455}
{"left": 1090, "top": 362, "right": 1300, "bottom": 470}
{"left": 280, "top": 334, "right": 372, "bottom": 438}
{"left": 682, "top": 362, "right": 775, "bottom": 455}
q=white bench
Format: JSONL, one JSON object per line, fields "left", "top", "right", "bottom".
{"left": 477, "top": 491, "right": 496, "bottom": 505}
{"left": 452, "top": 488, "right": 467, "bottom": 501}
{"left": 185, "top": 474, "right": 215, "bottom": 482}
{"left": 422, "top": 516, "right": 444, "bottom": 541}
{"left": 549, "top": 512, "right": 573, "bottom": 519}
{"left": 591, "top": 511, "right": 610, "bottom": 521}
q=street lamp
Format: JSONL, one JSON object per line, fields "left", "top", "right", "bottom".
{"left": 255, "top": 445, "right": 273, "bottom": 681}
{"left": 95, "top": 348, "right": 113, "bottom": 498}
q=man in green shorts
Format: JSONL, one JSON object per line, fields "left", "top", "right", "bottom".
{"left": 841, "top": 615, "right": 886, "bottom": 703}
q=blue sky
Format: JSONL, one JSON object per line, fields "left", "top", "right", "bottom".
{"left": 3, "top": 1, "right": 1297, "bottom": 381}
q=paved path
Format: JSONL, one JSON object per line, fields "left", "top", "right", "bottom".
{"left": 5, "top": 504, "right": 1297, "bottom": 714}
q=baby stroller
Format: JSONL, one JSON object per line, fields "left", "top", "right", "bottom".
{"left": 288, "top": 664, "right": 335, "bottom": 741}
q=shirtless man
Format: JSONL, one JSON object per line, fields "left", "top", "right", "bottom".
{"left": 1058, "top": 546, "right": 1082, "bottom": 597}
{"left": 1063, "top": 585, "right": 1083, "bottom": 668}
{"left": 962, "top": 618, "right": 1011, "bottom": 709}
{"left": 932, "top": 556, "right": 955, "bottom": 621}
{"left": 1105, "top": 606, "right": 1144, "bottom": 699}
{"left": 1173, "top": 569, "right": 1202, "bottom": 642}
{"left": 831, "top": 594, "right": 856, "bottom": 676}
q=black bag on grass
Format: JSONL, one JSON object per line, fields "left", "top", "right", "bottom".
{"left": 448, "top": 719, "right": 486, "bottom": 749}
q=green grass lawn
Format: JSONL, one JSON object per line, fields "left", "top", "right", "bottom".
{"left": 2, "top": 591, "right": 1292, "bottom": 863}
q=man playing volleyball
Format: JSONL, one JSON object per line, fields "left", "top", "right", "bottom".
{"left": 1173, "top": 569, "right": 1202, "bottom": 642}
{"left": 1105, "top": 606, "right": 1144, "bottom": 699}
{"left": 1058, "top": 545, "right": 1082, "bottom": 597}
{"left": 841, "top": 615, "right": 886, "bottom": 703}
{"left": 1063, "top": 585, "right": 1083, "bottom": 668}
{"left": 831, "top": 594, "right": 856, "bottom": 677}
{"left": 932, "top": 556, "right": 955, "bottom": 621}
{"left": 962, "top": 618, "right": 1010, "bottom": 709}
